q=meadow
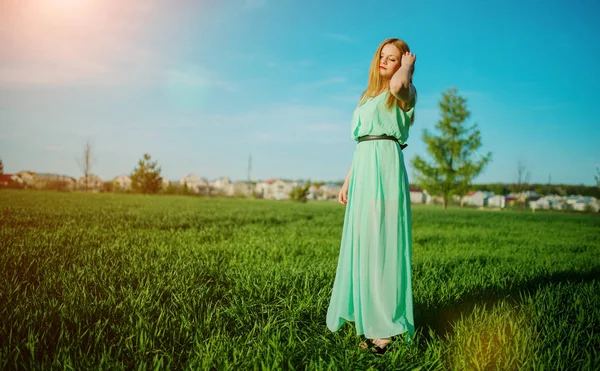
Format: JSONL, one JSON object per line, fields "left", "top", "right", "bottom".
{"left": 1, "top": 189, "right": 599, "bottom": 370}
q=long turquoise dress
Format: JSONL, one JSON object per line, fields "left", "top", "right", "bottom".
{"left": 326, "top": 89, "right": 416, "bottom": 342}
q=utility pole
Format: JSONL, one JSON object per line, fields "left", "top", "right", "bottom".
{"left": 247, "top": 154, "right": 252, "bottom": 196}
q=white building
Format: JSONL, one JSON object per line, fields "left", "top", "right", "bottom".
{"left": 113, "top": 174, "right": 132, "bottom": 190}
{"left": 209, "top": 177, "right": 237, "bottom": 196}
{"left": 231, "top": 180, "right": 254, "bottom": 197}
{"left": 487, "top": 195, "right": 506, "bottom": 208}
{"left": 462, "top": 191, "right": 494, "bottom": 207}
{"left": 530, "top": 195, "right": 567, "bottom": 210}
{"left": 320, "top": 183, "right": 341, "bottom": 201}
{"left": 180, "top": 173, "right": 209, "bottom": 193}
{"left": 16, "top": 171, "right": 36, "bottom": 187}
{"left": 410, "top": 187, "right": 426, "bottom": 204}
{"left": 256, "top": 178, "right": 296, "bottom": 200}
{"left": 572, "top": 197, "right": 599, "bottom": 212}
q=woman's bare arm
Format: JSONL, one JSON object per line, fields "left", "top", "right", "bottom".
{"left": 344, "top": 164, "right": 352, "bottom": 185}
{"left": 390, "top": 51, "right": 416, "bottom": 103}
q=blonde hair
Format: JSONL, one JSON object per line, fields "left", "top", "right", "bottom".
{"left": 359, "top": 38, "right": 415, "bottom": 122}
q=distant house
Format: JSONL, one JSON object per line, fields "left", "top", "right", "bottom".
{"left": 505, "top": 195, "right": 518, "bottom": 207}
{"left": 487, "top": 195, "right": 506, "bottom": 208}
{"left": 16, "top": 171, "right": 36, "bottom": 187}
{"left": 410, "top": 187, "right": 425, "bottom": 204}
{"left": 307, "top": 184, "right": 321, "bottom": 200}
{"left": 256, "top": 178, "right": 295, "bottom": 200}
{"left": 0, "top": 174, "right": 23, "bottom": 187}
{"left": 208, "top": 177, "right": 245, "bottom": 196}
{"left": 462, "top": 190, "right": 493, "bottom": 207}
{"left": 320, "top": 183, "right": 341, "bottom": 201}
{"left": 113, "top": 174, "right": 132, "bottom": 190}
{"left": 210, "top": 177, "right": 233, "bottom": 195}
{"left": 180, "top": 173, "right": 209, "bottom": 193}
{"left": 572, "top": 197, "right": 599, "bottom": 212}
{"left": 34, "top": 172, "right": 77, "bottom": 190}
{"left": 530, "top": 195, "right": 567, "bottom": 210}
{"left": 565, "top": 195, "right": 581, "bottom": 206}
{"left": 530, "top": 196, "right": 552, "bottom": 210}
{"left": 232, "top": 180, "right": 253, "bottom": 197}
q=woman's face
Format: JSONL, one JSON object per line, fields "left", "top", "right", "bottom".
{"left": 378, "top": 43, "right": 401, "bottom": 79}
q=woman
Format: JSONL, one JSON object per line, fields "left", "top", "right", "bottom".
{"left": 326, "top": 38, "right": 417, "bottom": 355}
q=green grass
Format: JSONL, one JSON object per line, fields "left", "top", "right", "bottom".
{"left": 1, "top": 189, "right": 599, "bottom": 370}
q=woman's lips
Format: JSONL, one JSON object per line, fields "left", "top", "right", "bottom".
{"left": 379, "top": 66, "right": 386, "bottom": 70}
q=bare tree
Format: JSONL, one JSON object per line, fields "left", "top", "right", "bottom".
{"left": 0, "top": 157, "right": 4, "bottom": 174}
{"left": 515, "top": 160, "right": 531, "bottom": 211}
{"left": 76, "top": 139, "right": 97, "bottom": 191}
{"left": 595, "top": 167, "right": 600, "bottom": 189}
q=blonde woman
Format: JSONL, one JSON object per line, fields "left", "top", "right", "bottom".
{"left": 326, "top": 38, "right": 417, "bottom": 355}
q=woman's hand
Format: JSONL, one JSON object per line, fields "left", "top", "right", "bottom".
{"left": 400, "top": 51, "right": 416, "bottom": 72}
{"left": 338, "top": 182, "right": 349, "bottom": 205}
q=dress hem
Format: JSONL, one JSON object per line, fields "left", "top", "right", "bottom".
{"left": 327, "top": 317, "right": 415, "bottom": 343}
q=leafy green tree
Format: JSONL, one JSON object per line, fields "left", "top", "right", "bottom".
{"left": 412, "top": 88, "right": 492, "bottom": 209}
{"left": 130, "top": 153, "right": 163, "bottom": 194}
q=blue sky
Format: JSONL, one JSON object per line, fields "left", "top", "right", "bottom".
{"left": 1, "top": 0, "right": 599, "bottom": 185}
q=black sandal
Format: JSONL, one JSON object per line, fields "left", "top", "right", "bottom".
{"left": 362, "top": 338, "right": 392, "bottom": 355}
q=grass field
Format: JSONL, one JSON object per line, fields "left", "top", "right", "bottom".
{"left": 1, "top": 189, "right": 599, "bottom": 370}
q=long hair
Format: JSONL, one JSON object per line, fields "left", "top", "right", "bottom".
{"left": 359, "top": 38, "right": 416, "bottom": 122}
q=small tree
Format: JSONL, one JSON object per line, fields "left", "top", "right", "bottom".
{"left": 130, "top": 153, "right": 163, "bottom": 194}
{"left": 0, "top": 157, "right": 4, "bottom": 174}
{"left": 165, "top": 182, "right": 177, "bottom": 195}
{"left": 412, "top": 88, "right": 492, "bottom": 209}
{"left": 290, "top": 180, "right": 312, "bottom": 203}
{"left": 595, "top": 167, "right": 600, "bottom": 189}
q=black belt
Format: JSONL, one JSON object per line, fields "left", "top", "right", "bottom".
{"left": 358, "top": 135, "right": 408, "bottom": 150}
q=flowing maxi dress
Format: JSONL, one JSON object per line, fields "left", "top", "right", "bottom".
{"left": 326, "top": 89, "right": 416, "bottom": 342}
